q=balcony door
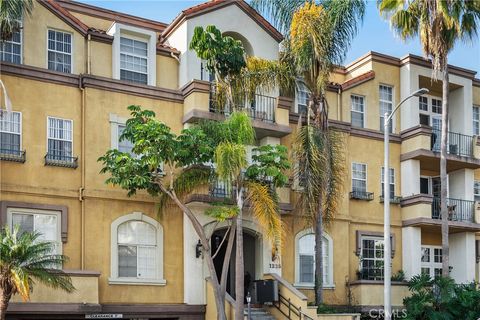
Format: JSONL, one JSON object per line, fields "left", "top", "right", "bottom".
{"left": 431, "top": 116, "right": 442, "bottom": 151}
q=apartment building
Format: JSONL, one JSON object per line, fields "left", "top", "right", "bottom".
{"left": 0, "top": 0, "right": 479, "bottom": 319}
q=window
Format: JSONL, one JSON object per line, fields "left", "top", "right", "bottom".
{"left": 419, "top": 96, "right": 428, "bottom": 112}
{"left": 420, "top": 177, "right": 430, "bottom": 194}
{"left": 295, "top": 230, "right": 333, "bottom": 287}
{"left": 432, "top": 98, "right": 442, "bottom": 114}
{"left": 117, "top": 124, "right": 134, "bottom": 155}
{"left": 297, "top": 82, "right": 310, "bottom": 114}
{"left": 352, "top": 163, "right": 367, "bottom": 193}
{"left": 381, "top": 167, "right": 395, "bottom": 198}
{"left": 47, "top": 117, "right": 73, "bottom": 161}
{"left": 379, "top": 85, "right": 393, "bottom": 133}
{"left": 421, "top": 246, "right": 442, "bottom": 278}
{"left": 351, "top": 95, "right": 365, "bottom": 128}
{"left": 0, "top": 111, "right": 21, "bottom": 154}
{"left": 474, "top": 180, "right": 480, "bottom": 201}
{"left": 360, "top": 236, "right": 384, "bottom": 280}
{"left": 0, "top": 27, "right": 21, "bottom": 64}
{"left": 200, "top": 60, "right": 214, "bottom": 82}
{"left": 473, "top": 106, "right": 479, "bottom": 136}
{"left": 8, "top": 208, "right": 62, "bottom": 255}
{"left": 47, "top": 30, "right": 72, "bottom": 73}
{"left": 110, "top": 212, "right": 165, "bottom": 285}
{"left": 120, "top": 37, "right": 148, "bottom": 84}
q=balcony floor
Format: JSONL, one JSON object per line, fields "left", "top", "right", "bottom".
{"left": 403, "top": 217, "right": 480, "bottom": 232}
{"left": 401, "top": 148, "right": 480, "bottom": 172}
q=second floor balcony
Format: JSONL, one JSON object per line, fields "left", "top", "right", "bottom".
{"left": 431, "top": 197, "right": 475, "bottom": 223}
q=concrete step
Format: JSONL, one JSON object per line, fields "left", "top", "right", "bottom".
{"left": 244, "top": 307, "right": 276, "bottom": 319}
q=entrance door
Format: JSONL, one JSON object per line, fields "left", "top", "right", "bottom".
{"left": 211, "top": 229, "right": 257, "bottom": 298}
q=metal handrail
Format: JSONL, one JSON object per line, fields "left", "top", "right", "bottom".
{"left": 350, "top": 190, "right": 374, "bottom": 201}
{"left": 44, "top": 153, "right": 78, "bottom": 169}
{"left": 431, "top": 129, "right": 474, "bottom": 157}
{"left": 274, "top": 293, "right": 313, "bottom": 320}
{"left": 0, "top": 148, "right": 26, "bottom": 163}
{"left": 432, "top": 197, "right": 475, "bottom": 223}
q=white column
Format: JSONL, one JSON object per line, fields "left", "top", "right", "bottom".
{"left": 402, "top": 226, "right": 422, "bottom": 280}
{"left": 401, "top": 159, "right": 420, "bottom": 197}
{"left": 448, "top": 78, "right": 473, "bottom": 135}
{"left": 183, "top": 212, "right": 207, "bottom": 304}
{"left": 450, "top": 232, "right": 476, "bottom": 283}
{"left": 449, "top": 169, "right": 475, "bottom": 201}
{"left": 400, "top": 65, "right": 420, "bottom": 131}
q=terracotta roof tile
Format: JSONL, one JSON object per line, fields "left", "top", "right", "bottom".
{"left": 341, "top": 71, "right": 375, "bottom": 91}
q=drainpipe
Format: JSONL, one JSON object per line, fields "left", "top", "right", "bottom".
{"left": 170, "top": 51, "right": 180, "bottom": 63}
{"left": 79, "top": 74, "right": 86, "bottom": 270}
{"left": 337, "top": 86, "right": 342, "bottom": 121}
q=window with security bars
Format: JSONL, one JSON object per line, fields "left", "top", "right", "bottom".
{"left": 351, "top": 95, "right": 365, "bottom": 128}
{"left": 0, "top": 28, "right": 21, "bottom": 64}
{"left": 297, "top": 82, "right": 310, "bottom": 114}
{"left": 421, "top": 246, "right": 442, "bottom": 278}
{"left": 47, "top": 117, "right": 73, "bottom": 161}
{"left": 117, "top": 124, "right": 134, "bottom": 155}
{"left": 118, "top": 220, "right": 156, "bottom": 278}
{"left": 381, "top": 167, "right": 395, "bottom": 198}
{"left": 379, "top": 85, "right": 393, "bottom": 133}
{"left": 297, "top": 233, "right": 329, "bottom": 285}
{"left": 120, "top": 37, "right": 148, "bottom": 84}
{"left": 0, "top": 111, "right": 21, "bottom": 154}
{"left": 473, "top": 106, "right": 479, "bottom": 136}
{"left": 352, "top": 163, "right": 367, "bottom": 193}
{"left": 360, "top": 236, "right": 384, "bottom": 280}
{"left": 47, "top": 30, "right": 72, "bottom": 73}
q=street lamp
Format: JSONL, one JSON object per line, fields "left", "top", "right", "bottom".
{"left": 383, "top": 87, "right": 428, "bottom": 320}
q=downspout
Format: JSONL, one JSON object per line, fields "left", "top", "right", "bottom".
{"left": 337, "top": 86, "right": 342, "bottom": 121}
{"left": 170, "top": 51, "right": 180, "bottom": 63}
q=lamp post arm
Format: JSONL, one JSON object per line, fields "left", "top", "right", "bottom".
{"left": 385, "top": 94, "right": 417, "bottom": 126}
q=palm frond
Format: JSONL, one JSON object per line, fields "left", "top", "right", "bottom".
{"left": 0, "top": 0, "right": 33, "bottom": 40}
{"left": 250, "top": 0, "right": 306, "bottom": 36}
{"left": 215, "top": 142, "right": 248, "bottom": 181}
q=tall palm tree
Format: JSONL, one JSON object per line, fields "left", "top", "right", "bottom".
{"left": 0, "top": 227, "right": 74, "bottom": 320}
{"left": 378, "top": 0, "right": 480, "bottom": 278}
{"left": 252, "top": 0, "right": 365, "bottom": 305}
{"left": 0, "top": 0, "right": 33, "bottom": 41}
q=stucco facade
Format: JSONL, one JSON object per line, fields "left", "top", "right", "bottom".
{"left": 1, "top": 0, "right": 479, "bottom": 319}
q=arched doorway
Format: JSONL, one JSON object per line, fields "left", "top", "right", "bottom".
{"left": 222, "top": 31, "right": 254, "bottom": 56}
{"left": 211, "top": 227, "right": 261, "bottom": 299}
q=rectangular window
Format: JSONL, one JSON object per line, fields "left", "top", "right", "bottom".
{"left": 352, "top": 163, "right": 367, "bottom": 193}
{"left": 0, "top": 28, "right": 21, "bottom": 64}
{"left": 47, "top": 117, "right": 73, "bottom": 161}
{"left": 120, "top": 37, "right": 148, "bottom": 84}
{"left": 117, "top": 124, "right": 134, "bottom": 155}
{"left": 432, "top": 98, "right": 442, "bottom": 114}
{"left": 419, "top": 96, "right": 428, "bottom": 112}
{"left": 421, "top": 246, "right": 442, "bottom": 278}
{"left": 379, "top": 85, "right": 393, "bottom": 133}
{"left": 361, "top": 236, "right": 384, "bottom": 280}
{"left": 420, "top": 177, "right": 430, "bottom": 194}
{"left": 351, "top": 95, "right": 365, "bottom": 128}
{"left": 0, "top": 111, "right": 21, "bottom": 154}
{"left": 474, "top": 180, "right": 480, "bottom": 201}
{"left": 297, "top": 82, "right": 310, "bottom": 114}
{"left": 47, "top": 30, "right": 72, "bottom": 73}
{"left": 381, "top": 167, "right": 395, "bottom": 198}
{"left": 473, "top": 106, "right": 479, "bottom": 136}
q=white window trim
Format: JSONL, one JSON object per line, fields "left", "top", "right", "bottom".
{"left": 1, "top": 19, "right": 22, "bottom": 64}
{"left": 108, "top": 23, "right": 156, "bottom": 86}
{"left": 379, "top": 84, "right": 395, "bottom": 133}
{"left": 352, "top": 162, "right": 367, "bottom": 192}
{"left": 294, "top": 228, "right": 334, "bottom": 289}
{"left": 46, "top": 28, "right": 73, "bottom": 73}
{"left": 360, "top": 235, "right": 385, "bottom": 280}
{"left": 109, "top": 113, "right": 128, "bottom": 150}
{"left": 350, "top": 94, "right": 365, "bottom": 128}
{"left": 0, "top": 111, "right": 22, "bottom": 151}
{"left": 6, "top": 207, "right": 63, "bottom": 254}
{"left": 419, "top": 95, "right": 443, "bottom": 124}
{"left": 109, "top": 212, "right": 166, "bottom": 286}
{"left": 295, "top": 81, "right": 310, "bottom": 114}
{"left": 381, "top": 167, "right": 395, "bottom": 197}
{"left": 473, "top": 105, "right": 480, "bottom": 136}
{"left": 474, "top": 180, "right": 480, "bottom": 197}
{"left": 46, "top": 116, "right": 73, "bottom": 157}
{"left": 421, "top": 245, "right": 442, "bottom": 278}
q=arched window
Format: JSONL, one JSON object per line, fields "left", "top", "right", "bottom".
{"left": 109, "top": 212, "right": 165, "bottom": 285}
{"left": 295, "top": 229, "right": 334, "bottom": 288}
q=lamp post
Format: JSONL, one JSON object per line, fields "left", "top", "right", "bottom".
{"left": 246, "top": 292, "right": 251, "bottom": 320}
{"left": 383, "top": 88, "right": 428, "bottom": 320}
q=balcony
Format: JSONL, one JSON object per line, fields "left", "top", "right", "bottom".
{"left": 400, "top": 125, "right": 480, "bottom": 172}
{"left": 0, "top": 148, "right": 26, "bottom": 163}
{"left": 380, "top": 195, "right": 402, "bottom": 204}
{"left": 432, "top": 197, "right": 475, "bottom": 223}
{"left": 45, "top": 153, "right": 78, "bottom": 168}
{"left": 350, "top": 190, "right": 374, "bottom": 201}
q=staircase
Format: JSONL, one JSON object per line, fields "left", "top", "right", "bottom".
{"left": 244, "top": 306, "right": 276, "bottom": 319}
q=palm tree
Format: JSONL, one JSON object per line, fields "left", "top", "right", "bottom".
{"left": 0, "top": 0, "right": 33, "bottom": 41}
{"left": 0, "top": 227, "right": 74, "bottom": 320}
{"left": 378, "top": 0, "right": 480, "bottom": 278}
{"left": 252, "top": 0, "right": 365, "bottom": 305}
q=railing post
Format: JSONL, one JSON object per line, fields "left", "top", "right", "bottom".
{"left": 288, "top": 298, "right": 291, "bottom": 319}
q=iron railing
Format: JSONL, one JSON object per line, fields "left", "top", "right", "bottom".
{"left": 432, "top": 197, "right": 475, "bottom": 223}
{"left": 209, "top": 179, "right": 234, "bottom": 199}
{"left": 380, "top": 195, "right": 402, "bottom": 204}
{"left": 45, "top": 153, "right": 78, "bottom": 169}
{"left": 431, "top": 129, "right": 474, "bottom": 157}
{"left": 209, "top": 83, "right": 276, "bottom": 123}
{"left": 0, "top": 148, "right": 26, "bottom": 163}
{"left": 350, "top": 190, "right": 374, "bottom": 201}
{"left": 358, "top": 267, "right": 384, "bottom": 281}
{"left": 274, "top": 293, "right": 314, "bottom": 320}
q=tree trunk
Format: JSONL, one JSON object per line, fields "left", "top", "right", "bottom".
{"left": 221, "top": 220, "right": 237, "bottom": 296}
{"left": 440, "top": 66, "right": 450, "bottom": 277}
{"left": 315, "top": 192, "right": 324, "bottom": 306}
{"left": 235, "top": 187, "right": 245, "bottom": 320}
{"left": 0, "top": 288, "right": 11, "bottom": 320}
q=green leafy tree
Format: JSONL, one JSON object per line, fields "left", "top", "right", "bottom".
{"left": 252, "top": 0, "right": 365, "bottom": 305}
{"left": 0, "top": 0, "right": 33, "bottom": 41}
{"left": 0, "top": 227, "right": 74, "bottom": 320}
{"left": 378, "top": 0, "right": 480, "bottom": 278}
{"left": 99, "top": 106, "right": 289, "bottom": 320}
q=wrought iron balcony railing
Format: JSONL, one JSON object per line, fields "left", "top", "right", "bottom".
{"left": 431, "top": 129, "right": 474, "bottom": 158}
{"left": 0, "top": 148, "right": 26, "bottom": 163}
{"left": 45, "top": 153, "right": 78, "bottom": 169}
{"left": 380, "top": 195, "right": 402, "bottom": 204}
{"left": 432, "top": 197, "right": 475, "bottom": 223}
{"left": 350, "top": 190, "right": 374, "bottom": 201}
